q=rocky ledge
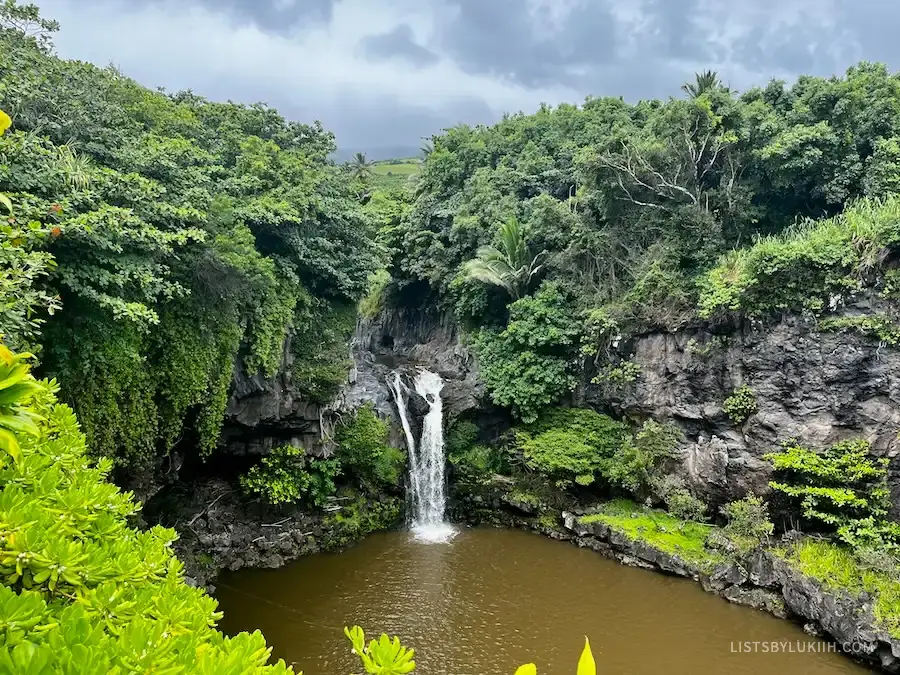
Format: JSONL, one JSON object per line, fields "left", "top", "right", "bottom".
{"left": 563, "top": 512, "right": 900, "bottom": 673}
{"left": 147, "top": 478, "right": 403, "bottom": 590}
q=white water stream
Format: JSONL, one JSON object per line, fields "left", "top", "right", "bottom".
{"left": 389, "top": 369, "right": 456, "bottom": 543}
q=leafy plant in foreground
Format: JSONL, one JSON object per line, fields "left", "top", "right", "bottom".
{"left": 0, "top": 342, "right": 293, "bottom": 673}
{"left": 345, "top": 625, "right": 415, "bottom": 674}
{"left": 344, "top": 626, "right": 597, "bottom": 675}
{"left": 0, "top": 342, "right": 41, "bottom": 461}
{"left": 515, "top": 637, "right": 596, "bottom": 675}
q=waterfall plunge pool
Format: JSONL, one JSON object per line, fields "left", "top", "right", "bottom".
{"left": 216, "top": 527, "right": 867, "bottom": 675}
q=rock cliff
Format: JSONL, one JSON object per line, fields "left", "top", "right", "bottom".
{"left": 592, "top": 315, "right": 900, "bottom": 506}
{"left": 220, "top": 308, "right": 484, "bottom": 456}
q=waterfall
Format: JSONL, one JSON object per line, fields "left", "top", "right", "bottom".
{"left": 389, "top": 369, "right": 456, "bottom": 543}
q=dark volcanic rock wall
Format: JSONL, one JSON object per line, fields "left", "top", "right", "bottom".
{"left": 592, "top": 315, "right": 900, "bottom": 506}
{"left": 220, "top": 304, "right": 900, "bottom": 510}
{"left": 220, "top": 308, "right": 485, "bottom": 457}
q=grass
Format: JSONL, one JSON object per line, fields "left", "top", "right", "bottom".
{"left": 786, "top": 539, "right": 900, "bottom": 639}
{"left": 370, "top": 160, "right": 421, "bottom": 189}
{"left": 581, "top": 499, "right": 719, "bottom": 569}
{"left": 372, "top": 159, "right": 421, "bottom": 176}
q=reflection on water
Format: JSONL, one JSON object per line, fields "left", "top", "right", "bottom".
{"left": 216, "top": 528, "right": 868, "bottom": 675}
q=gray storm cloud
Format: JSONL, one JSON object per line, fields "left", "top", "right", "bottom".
{"left": 31, "top": 0, "right": 896, "bottom": 156}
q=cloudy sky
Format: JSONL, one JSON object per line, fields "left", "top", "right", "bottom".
{"left": 34, "top": 0, "right": 898, "bottom": 158}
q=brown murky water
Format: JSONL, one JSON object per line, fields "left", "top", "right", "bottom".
{"left": 216, "top": 528, "right": 870, "bottom": 675}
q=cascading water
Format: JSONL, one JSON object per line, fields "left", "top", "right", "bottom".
{"left": 389, "top": 369, "right": 456, "bottom": 543}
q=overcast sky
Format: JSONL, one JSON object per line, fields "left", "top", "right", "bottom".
{"left": 34, "top": 0, "right": 899, "bottom": 158}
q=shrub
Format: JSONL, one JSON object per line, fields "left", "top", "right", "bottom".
{"left": 475, "top": 283, "right": 581, "bottom": 423}
{"left": 591, "top": 360, "right": 641, "bottom": 387}
{"left": 240, "top": 445, "right": 341, "bottom": 507}
{"left": 818, "top": 314, "right": 900, "bottom": 346}
{"left": 766, "top": 438, "right": 900, "bottom": 548}
{"left": 336, "top": 403, "right": 405, "bottom": 488}
{"left": 449, "top": 444, "right": 504, "bottom": 482}
{"left": 446, "top": 419, "right": 478, "bottom": 457}
{"left": 517, "top": 408, "right": 627, "bottom": 488}
{"left": 855, "top": 546, "right": 900, "bottom": 577}
{"left": 723, "top": 384, "right": 757, "bottom": 425}
{"left": 653, "top": 475, "right": 707, "bottom": 524}
{"left": 698, "top": 196, "right": 900, "bottom": 317}
{"left": 665, "top": 489, "right": 708, "bottom": 524}
{"left": 0, "top": 343, "right": 292, "bottom": 673}
{"left": 602, "top": 420, "right": 681, "bottom": 496}
{"left": 721, "top": 492, "right": 774, "bottom": 544}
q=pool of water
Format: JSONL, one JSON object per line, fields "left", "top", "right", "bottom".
{"left": 216, "top": 527, "right": 869, "bottom": 675}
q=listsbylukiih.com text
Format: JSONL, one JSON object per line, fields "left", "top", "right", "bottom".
{"left": 730, "top": 640, "right": 868, "bottom": 654}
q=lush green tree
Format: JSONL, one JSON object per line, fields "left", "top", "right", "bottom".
{"left": 681, "top": 70, "right": 722, "bottom": 98}
{"left": 476, "top": 283, "right": 581, "bottom": 422}
{"left": 0, "top": 4, "right": 379, "bottom": 470}
{"left": 463, "top": 216, "right": 546, "bottom": 300}
{"left": 349, "top": 151, "right": 373, "bottom": 182}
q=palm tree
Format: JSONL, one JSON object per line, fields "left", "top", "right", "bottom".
{"left": 420, "top": 139, "right": 433, "bottom": 158}
{"left": 463, "top": 217, "right": 546, "bottom": 300}
{"left": 681, "top": 70, "right": 720, "bottom": 98}
{"left": 349, "top": 152, "right": 373, "bottom": 182}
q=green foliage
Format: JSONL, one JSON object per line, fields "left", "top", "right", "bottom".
{"left": 240, "top": 446, "right": 341, "bottom": 508}
{"left": 0, "top": 343, "right": 293, "bottom": 673}
{"left": 517, "top": 408, "right": 628, "bottom": 488}
{"left": 44, "top": 312, "right": 159, "bottom": 466}
{"left": 446, "top": 419, "right": 504, "bottom": 482}
{"left": 0, "top": 196, "right": 60, "bottom": 353}
{"left": 766, "top": 439, "right": 900, "bottom": 549}
{"left": 591, "top": 360, "right": 641, "bottom": 387}
{"left": 604, "top": 420, "right": 681, "bottom": 496}
{"left": 359, "top": 269, "right": 391, "bottom": 320}
{"left": 291, "top": 297, "right": 356, "bottom": 404}
{"left": 581, "top": 500, "right": 719, "bottom": 570}
{"left": 0, "top": 11, "right": 378, "bottom": 470}
{"left": 392, "top": 62, "right": 900, "bottom": 348}
{"left": 721, "top": 492, "right": 774, "bottom": 545}
{"left": 662, "top": 487, "right": 708, "bottom": 524}
{"left": 446, "top": 419, "right": 478, "bottom": 458}
{"left": 345, "top": 625, "right": 415, "bottom": 674}
{"left": 788, "top": 539, "right": 900, "bottom": 639}
{"left": 463, "top": 216, "right": 546, "bottom": 300}
{"left": 818, "top": 313, "right": 900, "bottom": 346}
{"left": 476, "top": 283, "right": 580, "bottom": 422}
{"left": 722, "top": 384, "right": 758, "bottom": 425}
{"left": 336, "top": 404, "right": 405, "bottom": 489}
{"left": 698, "top": 197, "right": 900, "bottom": 317}
{"left": 449, "top": 444, "right": 503, "bottom": 483}
{"left": 0, "top": 344, "right": 41, "bottom": 462}
{"left": 325, "top": 494, "right": 402, "bottom": 549}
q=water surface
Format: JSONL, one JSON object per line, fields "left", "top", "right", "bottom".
{"left": 217, "top": 528, "right": 869, "bottom": 675}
